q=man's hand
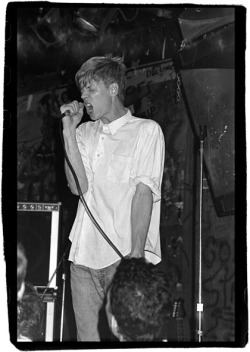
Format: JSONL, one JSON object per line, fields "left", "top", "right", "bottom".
{"left": 60, "top": 100, "right": 88, "bottom": 195}
{"left": 60, "top": 100, "right": 84, "bottom": 130}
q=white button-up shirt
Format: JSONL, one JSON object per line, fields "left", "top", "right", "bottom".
{"left": 68, "top": 109, "right": 165, "bottom": 269}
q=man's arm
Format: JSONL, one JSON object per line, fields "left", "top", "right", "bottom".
{"left": 63, "top": 128, "right": 88, "bottom": 195}
{"left": 130, "top": 182, "right": 153, "bottom": 258}
{"left": 61, "top": 100, "right": 88, "bottom": 195}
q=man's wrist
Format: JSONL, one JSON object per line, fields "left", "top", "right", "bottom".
{"left": 129, "top": 250, "right": 144, "bottom": 258}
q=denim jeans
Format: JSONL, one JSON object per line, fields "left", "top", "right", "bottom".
{"left": 70, "top": 260, "right": 121, "bottom": 341}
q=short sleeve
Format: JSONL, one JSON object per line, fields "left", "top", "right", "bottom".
{"left": 76, "top": 124, "right": 94, "bottom": 182}
{"left": 130, "top": 121, "right": 165, "bottom": 202}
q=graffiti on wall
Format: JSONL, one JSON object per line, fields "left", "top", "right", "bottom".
{"left": 202, "top": 191, "right": 235, "bottom": 341}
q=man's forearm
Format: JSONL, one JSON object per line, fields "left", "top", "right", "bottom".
{"left": 130, "top": 183, "right": 153, "bottom": 258}
{"left": 63, "top": 129, "right": 88, "bottom": 195}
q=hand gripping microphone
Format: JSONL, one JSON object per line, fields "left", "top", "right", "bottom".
{"left": 61, "top": 102, "right": 84, "bottom": 118}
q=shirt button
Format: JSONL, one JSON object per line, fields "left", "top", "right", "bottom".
{"left": 97, "top": 154, "right": 100, "bottom": 157}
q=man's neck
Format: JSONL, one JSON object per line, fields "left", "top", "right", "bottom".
{"left": 100, "top": 101, "right": 127, "bottom": 124}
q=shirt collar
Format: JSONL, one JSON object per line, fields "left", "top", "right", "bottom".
{"left": 99, "top": 109, "right": 132, "bottom": 135}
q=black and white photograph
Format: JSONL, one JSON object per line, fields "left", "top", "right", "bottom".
{"left": 1, "top": 1, "right": 246, "bottom": 350}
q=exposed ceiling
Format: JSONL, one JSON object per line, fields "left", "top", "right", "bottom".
{"left": 14, "top": 5, "right": 235, "bottom": 95}
{"left": 15, "top": 5, "right": 185, "bottom": 94}
{"left": 17, "top": 6, "right": 184, "bottom": 71}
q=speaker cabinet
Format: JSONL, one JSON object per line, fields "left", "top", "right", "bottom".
{"left": 17, "top": 202, "right": 61, "bottom": 341}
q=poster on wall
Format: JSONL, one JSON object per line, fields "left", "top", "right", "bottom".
{"left": 125, "top": 58, "right": 176, "bottom": 115}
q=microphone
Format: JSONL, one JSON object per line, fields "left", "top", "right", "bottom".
{"left": 61, "top": 110, "right": 71, "bottom": 118}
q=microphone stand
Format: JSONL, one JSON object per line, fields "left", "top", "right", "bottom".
{"left": 40, "top": 242, "right": 71, "bottom": 341}
{"left": 196, "top": 125, "right": 207, "bottom": 342}
{"left": 41, "top": 242, "right": 71, "bottom": 300}
{"left": 60, "top": 259, "right": 67, "bottom": 342}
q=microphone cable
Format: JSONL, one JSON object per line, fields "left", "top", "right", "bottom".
{"left": 59, "top": 118, "right": 124, "bottom": 259}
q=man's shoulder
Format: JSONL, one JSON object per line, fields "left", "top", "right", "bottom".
{"left": 77, "top": 120, "right": 98, "bottom": 132}
{"left": 79, "top": 119, "right": 96, "bottom": 127}
{"left": 129, "top": 115, "right": 162, "bottom": 132}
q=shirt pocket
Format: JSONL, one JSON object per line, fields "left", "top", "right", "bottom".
{"left": 107, "top": 154, "right": 132, "bottom": 183}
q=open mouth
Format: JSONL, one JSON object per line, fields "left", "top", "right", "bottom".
{"left": 85, "top": 103, "right": 93, "bottom": 114}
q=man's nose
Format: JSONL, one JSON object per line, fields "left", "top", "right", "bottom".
{"left": 81, "top": 89, "right": 88, "bottom": 100}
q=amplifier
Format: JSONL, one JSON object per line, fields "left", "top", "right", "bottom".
{"left": 17, "top": 202, "right": 61, "bottom": 341}
{"left": 17, "top": 202, "right": 61, "bottom": 288}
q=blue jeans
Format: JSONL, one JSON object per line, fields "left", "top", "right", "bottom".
{"left": 70, "top": 261, "right": 120, "bottom": 341}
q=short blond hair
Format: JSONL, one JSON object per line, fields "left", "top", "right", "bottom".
{"left": 75, "top": 55, "right": 126, "bottom": 102}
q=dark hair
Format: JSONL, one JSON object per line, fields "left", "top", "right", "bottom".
{"left": 75, "top": 55, "right": 126, "bottom": 102}
{"left": 17, "top": 242, "right": 27, "bottom": 292}
{"left": 110, "top": 258, "right": 172, "bottom": 341}
{"left": 17, "top": 282, "right": 44, "bottom": 341}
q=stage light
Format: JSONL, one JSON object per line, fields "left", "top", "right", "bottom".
{"left": 74, "top": 8, "right": 98, "bottom": 33}
{"left": 73, "top": 8, "right": 118, "bottom": 35}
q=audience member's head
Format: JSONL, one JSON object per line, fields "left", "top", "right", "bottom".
{"left": 17, "top": 282, "right": 44, "bottom": 341}
{"left": 17, "top": 242, "right": 28, "bottom": 301}
{"left": 106, "top": 257, "right": 172, "bottom": 341}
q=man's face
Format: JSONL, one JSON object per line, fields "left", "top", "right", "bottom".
{"left": 80, "top": 78, "right": 112, "bottom": 122}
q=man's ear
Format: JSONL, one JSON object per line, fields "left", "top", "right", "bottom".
{"left": 110, "top": 83, "right": 118, "bottom": 96}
